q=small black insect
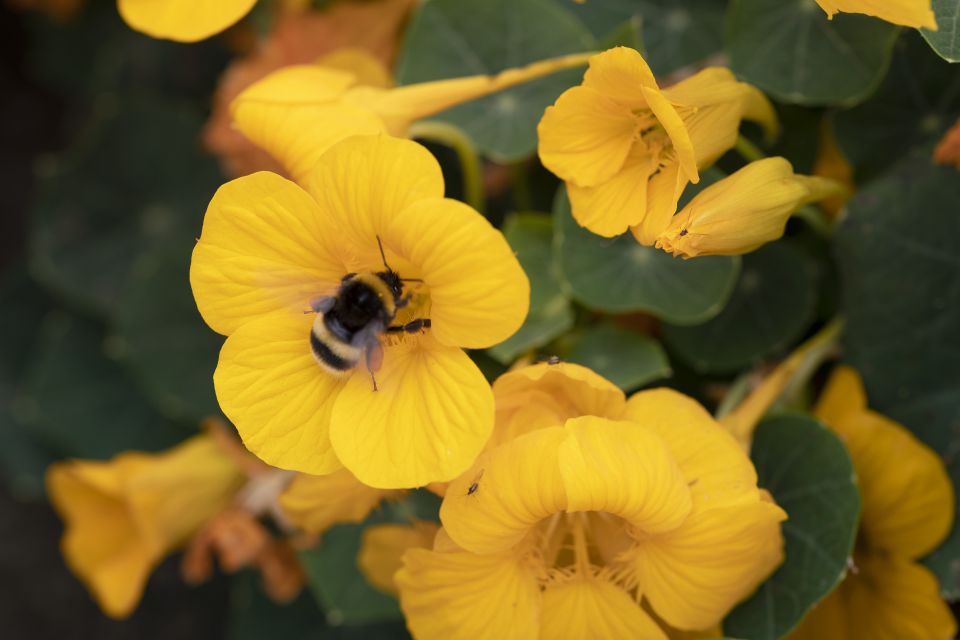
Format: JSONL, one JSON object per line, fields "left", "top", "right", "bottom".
{"left": 466, "top": 469, "right": 485, "bottom": 496}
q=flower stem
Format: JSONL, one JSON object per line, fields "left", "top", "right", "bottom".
{"left": 734, "top": 134, "right": 767, "bottom": 163}
{"left": 721, "top": 318, "right": 844, "bottom": 448}
{"left": 407, "top": 120, "right": 485, "bottom": 215}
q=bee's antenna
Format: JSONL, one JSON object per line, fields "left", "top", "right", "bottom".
{"left": 400, "top": 277, "right": 423, "bottom": 283}
{"left": 376, "top": 235, "right": 393, "bottom": 272}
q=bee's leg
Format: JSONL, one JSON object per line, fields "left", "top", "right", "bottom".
{"left": 369, "top": 369, "right": 378, "bottom": 392}
{"left": 386, "top": 319, "right": 432, "bottom": 333}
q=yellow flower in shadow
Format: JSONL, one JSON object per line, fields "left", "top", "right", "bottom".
{"left": 537, "top": 47, "right": 778, "bottom": 242}
{"left": 395, "top": 363, "right": 786, "bottom": 639}
{"left": 231, "top": 50, "right": 594, "bottom": 185}
{"left": 791, "top": 366, "right": 956, "bottom": 639}
{"left": 279, "top": 468, "right": 405, "bottom": 535}
{"left": 358, "top": 520, "right": 440, "bottom": 596}
{"left": 118, "top": 0, "right": 257, "bottom": 42}
{"left": 191, "top": 134, "right": 529, "bottom": 488}
{"left": 815, "top": 0, "right": 937, "bottom": 29}
{"left": 46, "top": 435, "right": 243, "bottom": 618}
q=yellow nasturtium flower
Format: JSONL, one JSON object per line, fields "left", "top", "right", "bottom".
{"left": 279, "top": 468, "right": 404, "bottom": 535}
{"left": 656, "top": 157, "right": 843, "bottom": 258}
{"left": 190, "top": 134, "right": 529, "bottom": 489}
{"left": 792, "top": 366, "right": 956, "bottom": 640}
{"left": 396, "top": 363, "right": 786, "bottom": 639}
{"left": 232, "top": 51, "right": 593, "bottom": 184}
{"left": 537, "top": 47, "right": 777, "bottom": 242}
{"left": 815, "top": 0, "right": 937, "bottom": 29}
{"left": 118, "top": 0, "right": 257, "bottom": 42}
{"left": 46, "top": 435, "right": 243, "bottom": 618}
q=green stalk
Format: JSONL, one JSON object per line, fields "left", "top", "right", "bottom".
{"left": 408, "top": 120, "right": 485, "bottom": 215}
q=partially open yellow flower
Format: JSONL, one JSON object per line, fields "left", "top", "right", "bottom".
{"left": 232, "top": 51, "right": 593, "bottom": 185}
{"left": 537, "top": 47, "right": 777, "bottom": 242}
{"left": 358, "top": 521, "right": 440, "bottom": 595}
{"left": 815, "top": 0, "right": 937, "bottom": 29}
{"left": 396, "top": 363, "right": 786, "bottom": 639}
{"left": 792, "top": 366, "right": 956, "bottom": 640}
{"left": 279, "top": 469, "right": 404, "bottom": 535}
{"left": 191, "top": 134, "right": 529, "bottom": 488}
{"left": 118, "top": 0, "right": 257, "bottom": 42}
{"left": 656, "top": 157, "right": 843, "bottom": 258}
{"left": 46, "top": 435, "right": 243, "bottom": 618}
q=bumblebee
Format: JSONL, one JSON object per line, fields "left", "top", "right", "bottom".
{"left": 308, "top": 237, "right": 429, "bottom": 390}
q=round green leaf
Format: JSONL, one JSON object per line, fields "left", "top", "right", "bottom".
{"left": 564, "top": 323, "right": 671, "bottom": 389}
{"left": 487, "top": 213, "right": 573, "bottom": 364}
{"left": 115, "top": 243, "right": 222, "bottom": 424}
{"left": 725, "top": 414, "right": 860, "bottom": 640}
{"left": 662, "top": 242, "right": 818, "bottom": 374}
{"left": 921, "top": 0, "right": 960, "bottom": 62}
{"left": 29, "top": 97, "right": 222, "bottom": 316}
{"left": 726, "top": 0, "right": 899, "bottom": 105}
{"left": 18, "top": 312, "right": 185, "bottom": 459}
{"left": 553, "top": 188, "right": 740, "bottom": 322}
{"left": 395, "top": 0, "right": 595, "bottom": 162}
{"left": 567, "top": 0, "right": 726, "bottom": 75}
{"left": 833, "top": 33, "right": 960, "bottom": 183}
{"left": 834, "top": 146, "right": 960, "bottom": 596}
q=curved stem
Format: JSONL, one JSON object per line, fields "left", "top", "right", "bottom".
{"left": 734, "top": 134, "right": 766, "bottom": 163}
{"left": 408, "top": 120, "right": 485, "bottom": 215}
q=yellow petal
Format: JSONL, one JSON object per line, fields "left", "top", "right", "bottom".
{"left": 842, "top": 554, "right": 956, "bottom": 639}
{"left": 656, "top": 157, "right": 842, "bottom": 258}
{"left": 623, "top": 389, "right": 760, "bottom": 513}
{"left": 642, "top": 84, "right": 698, "bottom": 184}
{"left": 566, "top": 144, "right": 660, "bottom": 237}
{"left": 397, "top": 542, "right": 541, "bottom": 640}
{"left": 815, "top": 0, "right": 938, "bottom": 29}
{"left": 537, "top": 86, "right": 639, "bottom": 188}
{"left": 231, "top": 65, "right": 387, "bottom": 185}
{"left": 191, "top": 171, "right": 349, "bottom": 336}
{"left": 631, "top": 161, "right": 687, "bottom": 246}
{"left": 491, "top": 362, "right": 626, "bottom": 449}
{"left": 279, "top": 469, "right": 400, "bottom": 535}
{"left": 117, "top": 0, "right": 257, "bottom": 42}
{"left": 47, "top": 435, "right": 242, "bottom": 618}
{"left": 581, "top": 47, "right": 658, "bottom": 108}
{"left": 558, "top": 416, "right": 692, "bottom": 534}
{"left": 358, "top": 521, "right": 439, "bottom": 595}
{"left": 814, "top": 365, "right": 867, "bottom": 428}
{"left": 316, "top": 48, "right": 393, "bottom": 90}
{"left": 633, "top": 498, "right": 786, "bottom": 630}
{"left": 329, "top": 334, "right": 493, "bottom": 489}
{"left": 214, "top": 310, "right": 345, "bottom": 475}
{"left": 383, "top": 196, "right": 529, "bottom": 349}
{"left": 789, "top": 584, "right": 849, "bottom": 640}
{"left": 441, "top": 427, "right": 568, "bottom": 555}
{"left": 307, "top": 134, "right": 445, "bottom": 254}
{"left": 541, "top": 577, "right": 668, "bottom": 640}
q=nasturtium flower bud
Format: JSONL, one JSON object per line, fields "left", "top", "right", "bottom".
{"left": 191, "top": 134, "right": 529, "bottom": 488}
{"left": 46, "top": 435, "right": 243, "bottom": 618}
{"left": 396, "top": 363, "right": 786, "bottom": 639}
{"left": 815, "top": 0, "right": 937, "bottom": 29}
{"left": 537, "top": 47, "right": 777, "bottom": 242}
{"left": 791, "top": 366, "right": 956, "bottom": 639}
{"left": 655, "top": 157, "right": 843, "bottom": 258}
{"left": 231, "top": 51, "right": 594, "bottom": 185}
{"left": 118, "top": 0, "right": 257, "bottom": 42}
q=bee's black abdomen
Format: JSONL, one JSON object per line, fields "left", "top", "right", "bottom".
{"left": 310, "top": 330, "right": 356, "bottom": 371}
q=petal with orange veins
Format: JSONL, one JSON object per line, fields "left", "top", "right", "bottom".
{"left": 642, "top": 85, "right": 698, "bottom": 184}
{"left": 397, "top": 543, "right": 541, "bottom": 640}
{"left": 815, "top": 0, "right": 937, "bottom": 29}
{"left": 559, "top": 416, "right": 692, "bottom": 534}
{"left": 279, "top": 469, "right": 399, "bottom": 535}
{"left": 581, "top": 46, "right": 658, "bottom": 108}
{"left": 541, "top": 577, "right": 667, "bottom": 640}
{"left": 633, "top": 499, "right": 786, "bottom": 630}
{"left": 567, "top": 144, "right": 660, "bottom": 237}
{"left": 118, "top": 0, "right": 257, "bottom": 42}
{"left": 307, "top": 135, "right": 445, "bottom": 255}
{"left": 537, "top": 86, "right": 638, "bottom": 188}
{"left": 214, "top": 310, "right": 345, "bottom": 475}
{"left": 329, "top": 334, "right": 493, "bottom": 489}
{"left": 383, "top": 196, "right": 528, "bottom": 348}
{"left": 623, "top": 389, "right": 758, "bottom": 512}
{"left": 441, "top": 427, "right": 568, "bottom": 555}
{"left": 358, "top": 521, "right": 439, "bottom": 596}
{"left": 842, "top": 554, "right": 956, "bottom": 640}
{"left": 631, "top": 161, "right": 688, "bottom": 246}
{"left": 191, "top": 171, "right": 349, "bottom": 336}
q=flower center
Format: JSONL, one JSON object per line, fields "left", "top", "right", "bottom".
{"left": 529, "top": 511, "right": 636, "bottom": 588}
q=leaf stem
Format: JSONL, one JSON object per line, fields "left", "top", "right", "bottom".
{"left": 409, "top": 120, "right": 485, "bottom": 214}
{"left": 734, "top": 134, "right": 767, "bottom": 163}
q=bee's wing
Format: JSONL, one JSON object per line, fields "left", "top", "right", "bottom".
{"left": 351, "top": 321, "right": 386, "bottom": 373}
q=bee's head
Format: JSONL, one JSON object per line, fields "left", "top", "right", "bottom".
{"left": 376, "top": 270, "right": 404, "bottom": 301}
